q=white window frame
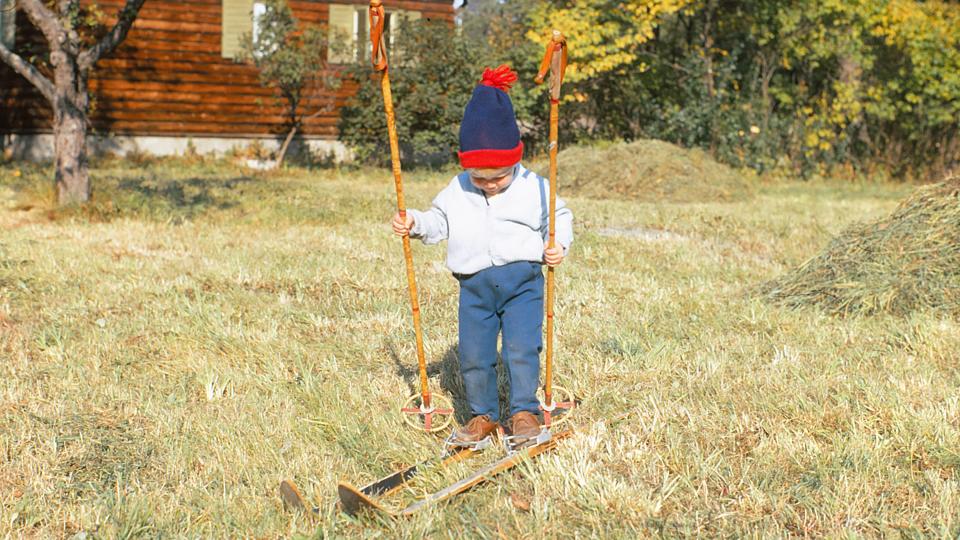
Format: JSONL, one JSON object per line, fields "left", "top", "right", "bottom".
{"left": 252, "top": 2, "right": 267, "bottom": 45}
{"left": 251, "top": 2, "right": 280, "bottom": 58}
{"left": 0, "top": 0, "right": 16, "bottom": 49}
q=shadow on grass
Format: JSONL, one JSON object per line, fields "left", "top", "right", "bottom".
{"left": 0, "top": 162, "right": 272, "bottom": 223}
{"left": 387, "top": 341, "right": 468, "bottom": 423}
{"left": 115, "top": 175, "right": 257, "bottom": 214}
{"left": 24, "top": 173, "right": 270, "bottom": 224}
{"left": 387, "top": 342, "right": 517, "bottom": 425}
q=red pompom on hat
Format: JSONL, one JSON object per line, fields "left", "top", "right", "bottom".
{"left": 458, "top": 65, "right": 523, "bottom": 169}
{"left": 479, "top": 65, "right": 519, "bottom": 92}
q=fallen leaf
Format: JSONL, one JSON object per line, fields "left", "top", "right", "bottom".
{"left": 510, "top": 492, "right": 531, "bottom": 512}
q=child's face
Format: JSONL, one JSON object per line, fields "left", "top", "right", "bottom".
{"left": 469, "top": 167, "right": 515, "bottom": 196}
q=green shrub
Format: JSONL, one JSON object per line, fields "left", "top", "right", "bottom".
{"left": 338, "top": 20, "right": 480, "bottom": 167}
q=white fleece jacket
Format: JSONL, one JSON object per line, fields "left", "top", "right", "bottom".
{"left": 408, "top": 164, "right": 574, "bottom": 275}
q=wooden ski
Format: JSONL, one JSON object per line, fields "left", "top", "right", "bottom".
{"left": 282, "top": 445, "right": 479, "bottom": 516}
{"left": 337, "top": 444, "right": 480, "bottom": 515}
{"left": 279, "top": 479, "right": 317, "bottom": 515}
{"left": 339, "top": 430, "right": 572, "bottom": 517}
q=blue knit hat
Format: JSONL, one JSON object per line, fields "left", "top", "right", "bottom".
{"left": 458, "top": 65, "right": 524, "bottom": 169}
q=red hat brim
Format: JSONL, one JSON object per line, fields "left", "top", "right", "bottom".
{"left": 458, "top": 142, "right": 523, "bottom": 169}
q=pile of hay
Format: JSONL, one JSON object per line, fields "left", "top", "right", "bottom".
{"left": 761, "top": 175, "right": 960, "bottom": 317}
{"left": 529, "top": 139, "right": 754, "bottom": 203}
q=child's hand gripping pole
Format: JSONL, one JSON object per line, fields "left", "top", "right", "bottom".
{"left": 535, "top": 31, "right": 575, "bottom": 428}
{"left": 370, "top": 0, "right": 453, "bottom": 433}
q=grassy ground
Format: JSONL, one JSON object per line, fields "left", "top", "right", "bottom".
{"left": 1, "top": 157, "right": 958, "bottom": 537}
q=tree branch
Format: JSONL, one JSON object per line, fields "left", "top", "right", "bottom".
{"left": 0, "top": 41, "right": 55, "bottom": 102}
{"left": 18, "top": 0, "right": 62, "bottom": 47}
{"left": 57, "top": 0, "right": 78, "bottom": 16}
{"left": 57, "top": 0, "right": 82, "bottom": 55}
{"left": 77, "top": 0, "right": 145, "bottom": 71}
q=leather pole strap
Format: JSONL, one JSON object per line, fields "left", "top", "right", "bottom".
{"left": 369, "top": 0, "right": 388, "bottom": 71}
{"left": 535, "top": 30, "right": 567, "bottom": 102}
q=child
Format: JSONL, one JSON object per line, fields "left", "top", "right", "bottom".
{"left": 391, "top": 65, "right": 573, "bottom": 446}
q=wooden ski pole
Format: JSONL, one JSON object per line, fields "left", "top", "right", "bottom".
{"left": 535, "top": 30, "right": 570, "bottom": 428}
{"left": 369, "top": 0, "right": 451, "bottom": 432}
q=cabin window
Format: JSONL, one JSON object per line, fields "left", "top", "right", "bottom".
{"left": 221, "top": 0, "right": 253, "bottom": 59}
{"left": 0, "top": 0, "right": 16, "bottom": 49}
{"left": 327, "top": 4, "right": 420, "bottom": 65}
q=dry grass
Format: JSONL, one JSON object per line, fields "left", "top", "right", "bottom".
{"left": 529, "top": 139, "right": 756, "bottom": 203}
{"left": 1, "top": 158, "right": 959, "bottom": 537}
{"left": 762, "top": 174, "right": 960, "bottom": 317}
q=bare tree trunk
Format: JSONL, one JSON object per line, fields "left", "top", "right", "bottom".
{"left": 700, "top": 0, "right": 717, "bottom": 153}
{"left": 757, "top": 51, "right": 777, "bottom": 133}
{"left": 54, "top": 99, "right": 90, "bottom": 204}
{"left": 277, "top": 109, "right": 324, "bottom": 168}
{"left": 275, "top": 123, "right": 298, "bottom": 168}
{"left": 51, "top": 48, "right": 92, "bottom": 204}
{"left": 701, "top": 0, "right": 716, "bottom": 100}
{"left": 945, "top": 134, "right": 959, "bottom": 178}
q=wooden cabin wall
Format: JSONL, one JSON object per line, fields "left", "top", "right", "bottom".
{"left": 0, "top": 0, "right": 453, "bottom": 139}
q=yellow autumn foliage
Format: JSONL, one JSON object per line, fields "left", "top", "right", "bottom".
{"left": 526, "top": 0, "right": 694, "bottom": 84}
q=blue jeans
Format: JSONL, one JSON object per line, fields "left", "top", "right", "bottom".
{"left": 456, "top": 261, "right": 544, "bottom": 422}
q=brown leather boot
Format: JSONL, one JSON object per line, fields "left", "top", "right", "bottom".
{"left": 451, "top": 415, "right": 498, "bottom": 444}
{"left": 507, "top": 411, "right": 541, "bottom": 441}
